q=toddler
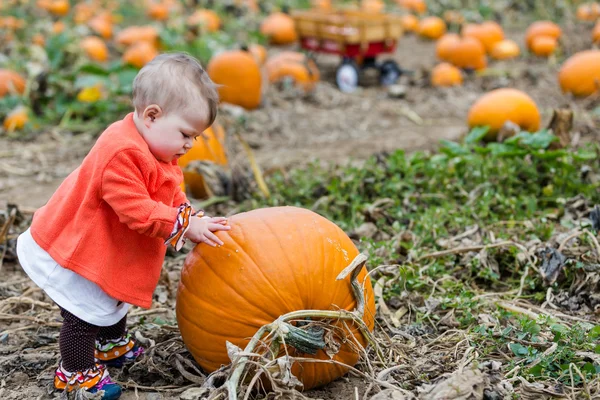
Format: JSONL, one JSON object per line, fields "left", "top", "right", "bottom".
{"left": 16, "top": 52, "right": 231, "bottom": 399}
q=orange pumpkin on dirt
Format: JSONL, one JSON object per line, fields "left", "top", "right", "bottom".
{"left": 178, "top": 123, "right": 228, "bottom": 199}
{"left": 525, "top": 21, "right": 561, "bottom": 49}
{"left": 88, "top": 13, "right": 113, "bottom": 39}
{"left": 248, "top": 44, "right": 267, "bottom": 66}
{"left": 122, "top": 41, "right": 158, "bottom": 68}
{"left": 3, "top": 106, "right": 28, "bottom": 132}
{"left": 147, "top": 2, "right": 169, "bottom": 20}
{"left": 558, "top": 49, "right": 600, "bottom": 97}
{"left": 52, "top": 21, "right": 65, "bottom": 34}
{"left": 0, "top": 70, "right": 26, "bottom": 98}
{"left": 176, "top": 206, "right": 376, "bottom": 391}
{"left": 431, "top": 63, "right": 463, "bottom": 87}
{"left": 81, "top": 36, "right": 109, "bottom": 62}
{"left": 0, "top": 16, "right": 25, "bottom": 30}
{"left": 115, "top": 25, "right": 159, "bottom": 47}
{"left": 530, "top": 35, "right": 557, "bottom": 57}
{"left": 47, "top": 0, "right": 70, "bottom": 16}
{"left": 187, "top": 9, "right": 221, "bottom": 33}
{"left": 400, "top": 14, "right": 419, "bottom": 33}
{"left": 74, "top": 2, "right": 96, "bottom": 24}
{"left": 264, "top": 51, "right": 320, "bottom": 92}
{"left": 462, "top": 21, "right": 504, "bottom": 53}
{"left": 435, "top": 33, "right": 460, "bottom": 62}
{"left": 260, "top": 12, "right": 297, "bottom": 45}
{"left": 32, "top": 33, "right": 46, "bottom": 46}
{"left": 207, "top": 49, "right": 262, "bottom": 110}
{"left": 468, "top": 88, "right": 540, "bottom": 139}
{"left": 576, "top": 3, "right": 600, "bottom": 21}
{"left": 449, "top": 36, "right": 487, "bottom": 70}
{"left": 417, "top": 16, "right": 446, "bottom": 40}
{"left": 490, "top": 39, "right": 520, "bottom": 60}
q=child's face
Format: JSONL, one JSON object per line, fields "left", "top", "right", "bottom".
{"left": 137, "top": 105, "right": 209, "bottom": 163}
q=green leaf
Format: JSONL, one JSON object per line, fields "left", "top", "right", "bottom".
{"left": 78, "top": 64, "right": 110, "bottom": 76}
{"left": 465, "top": 126, "right": 489, "bottom": 144}
{"left": 588, "top": 326, "right": 600, "bottom": 339}
{"left": 510, "top": 343, "right": 529, "bottom": 356}
{"left": 528, "top": 364, "right": 543, "bottom": 376}
{"left": 439, "top": 140, "right": 469, "bottom": 156}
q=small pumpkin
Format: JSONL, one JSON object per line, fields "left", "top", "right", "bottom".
{"left": 462, "top": 21, "right": 504, "bottom": 54}
{"left": 525, "top": 20, "right": 561, "bottom": 49}
{"left": 467, "top": 88, "right": 540, "bottom": 140}
{"left": 52, "top": 21, "right": 66, "bottom": 34}
{"left": 88, "top": 13, "right": 113, "bottom": 39}
{"left": 77, "top": 85, "right": 103, "bottom": 103}
{"left": 115, "top": 25, "right": 159, "bottom": 47}
{"left": 397, "top": 0, "right": 426, "bottom": 14}
{"left": 248, "top": 44, "right": 267, "bottom": 66}
{"left": 176, "top": 206, "right": 376, "bottom": 391}
{"left": 435, "top": 33, "right": 460, "bottom": 62}
{"left": 400, "top": 14, "right": 419, "bottom": 33}
{"left": 361, "top": 0, "right": 385, "bottom": 13}
{"left": 81, "top": 36, "right": 109, "bottom": 62}
{"left": 443, "top": 10, "right": 465, "bottom": 26}
{"left": 74, "top": 3, "right": 96, "bottom": 24}
{"left": 178, "top": 123, "right": 228, "bottom": 199}
{"left": 576, "top": 3, "right": 600, "bottom": 21}
{"left": 3, "top": 106, "right": 28, "bottom": 132}
{"left": 0, "top": 16, "right": 25, "bottom": 30}
{"left": 32, "top": 33, "right": 46, "bottom": 46}
{"left": 265, "top": 51, "right": 320, "bottom": 92}
{"left": 207, "top": 49, "right": 262, "bottom": 110}
{"left": 260, "top": 12, "right": 297, "bottom": 45}
{"left": 122, "top": 42, "right": 158, "bottom": 68}
{"left": 530, "top": 35, "right": 557, "bottom": 57}
{"left": 47, "top": 0, "right": 70, "bottom": 16}
{"left": 311, "top": 0, "right": 332, "bottom": 10}
{"left": 147, "top": 2, "right": 169, "bottom": 20}
{"left": 448, "top": 36, "right": 487, "bottom": 71}
{"left": 558, "top": 49, "right": 600, "bottom": 97}
{"left": 431, "top": 63, "right": 463, "bottom": 87}
{"left": 0, "top": 69, "right": 26, "bottom": 98}
{"left": 187, "top": 9, "right": 221, "bottom": 33}
{"left": 417, "top": 16, "right": 446, "bottom": 40}
{"left": 490, "top": 39, "right": 520, "bottom": 60}
{"left": 593, "top": 21, "right": 600, "bottom": 43}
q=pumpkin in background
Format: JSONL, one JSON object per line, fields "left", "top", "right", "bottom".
{"left": 248, "top": 44, "right": 267, "bottom": 66}
{"left": 187, "top": 9, "right": 221, "bottom": 33}
{"left": 207, "top": 49, "right": 262, "bottom": 110}
{"left": 52, "top": 21, "right": 65, "bottom": 34}
{"left": 431, "top": 63, "right": 463, "bottom": 87}
{"left": 47, "top": 0, "right": 69, "bottom": 16}
{"left": 576, "top": 3, "right": 600, "bottom": 21}
{"left": 178, "top": 123, "right": 228, "bottom": 199}
{"left": 361, "top": 0, "right": 385, "bottom": 13}
{"left": 74, "top": 2, "right": 97, "bottom": 24}
{"left": 3, "top": 106, "right": 28, "bottom": 132}
{"left": 176, "top": 206, "right": 376, "bottom": 391}
{"left": 122, "top": 41, "right": 158, "bottom": 68}
{"left": 558, "top": 49, "right": 600, "bottom": 97}
{"left": 260, "top": 12, "right": 297, "bottom": 45}
{"left": 81, "top": 36, "right": 109, "bottom": 62}
{"left": 88, "top": 13, "right": 113, "bottom": 39}
{"left": 525, "top": 21, "right": 561, "bottom": 49}
{"left": 467, "top": 88, "right": 540, "bottom": 140}
{"left": 400, "top": 14, "right": 419, "bottom": 33}
{"left": 311, "top": 0, "right": 332, "bottom": 10}
{"left": 462, "top": 21, "right": 504, "bottom": 54}
{"left": 448, "top": 36, "right": 487, "bottom": 71}
{"left": 147, "top": 2, "right": 169, "bottom": 20}
{"left": 32, "top": 33, "right": 45, "bottom": 46}
{"left": 530, "top": 35, "right": 557, "bottom": 57}
{"left": 115, "top": 25, "right": 159, "bottom": 47}
{"left": 264, "top": 51, "right": 320, "bottom": 92}
{"left": 417, "top": 16, "right": 446, "bottom": 40}
{"left": 490, "top": 39, "right": 520, "bottom": 60}
{"left": 397, "top": 0, "right": 426, "bottom": 14}
{"left": 593, "top": 21, "right": 600, "bottom": 43}
{"left": 435, "top": 33, "right": 460, "bottom": 62}
{"left": 443, "top": 10, "right": 464, "bottom": 26}
{"left": 0, "top": 70, "right": 26, "bottom": 98}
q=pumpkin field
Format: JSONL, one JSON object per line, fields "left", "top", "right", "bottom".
{"left": 2, "top": 0, "right": 600, "bottom": 399}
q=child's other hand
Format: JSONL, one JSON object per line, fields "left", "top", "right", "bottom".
{"left": 185, "top": 216, "right": 231, "bottom": 247}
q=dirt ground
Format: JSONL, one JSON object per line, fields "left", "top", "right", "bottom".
{"left": 1, "top": 25, "right": 599, "bottom": 399}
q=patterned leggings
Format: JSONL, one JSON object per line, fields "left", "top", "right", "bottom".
{"left": 59, "top": 307, "right": 127, "bottom": 372}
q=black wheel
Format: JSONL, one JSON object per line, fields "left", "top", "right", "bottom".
{"left": 379, "top": 60, "right": 402, "bottom": 86}
{"left": 335, "top": 58, "right": 360, "bottom": 93}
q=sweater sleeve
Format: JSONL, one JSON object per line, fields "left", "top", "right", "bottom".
{"left": 101, "top": 149, "right": 179, "bottom": 239}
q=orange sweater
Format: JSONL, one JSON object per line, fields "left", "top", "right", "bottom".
{"left": 31, "top": 113, "right": 188, "bottom": 308}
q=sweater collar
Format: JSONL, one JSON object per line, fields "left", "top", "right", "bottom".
{"left": 123, "top": 112, "right": 179, "bottom": 166}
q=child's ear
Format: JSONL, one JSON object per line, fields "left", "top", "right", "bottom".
{"left": 142, "top": 104, "right": 163, "bottom": 126}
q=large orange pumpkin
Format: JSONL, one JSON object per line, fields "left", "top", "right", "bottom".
{"left": 176, "top": 206, "right": 376, "bottom": 391}
{"left": 417, "top": 16, "right": 446, "bottom": 40}
{"left": 178, "top": 123, "right": 228, "bottom": 199}
{"left": 449, "top": 36, "right": 487, "bottom": 71}
{"left": 81, "top": 36, "right": 109, "bottom": 62}
{"left": 207, "top": 49, "right": 262, "bottom": 110}
{"left": 264, "top": 51, "right": 320, "bottom": 92}
{"left": 122, "top": 42, "right": 158, "bottom": 68}
{"left": 530, "top": 35, "right": 557, "bottom": 57}
{"left": 558, "top": 49, "right": 600, "bottom": 97}
{"left": 525, "top": 21, "right": 561, "bottom": 49}
{"left": 435, "top": 33, "right": 460, "bottom": 62}
{"left": 0, "top": 70, "right": 26, "bottom": 97}
{"left": 260, "top": 12, "right": 297, "bottom": 45}
{"left": 187, "top": 9, "right": 221, "bottom": 33}
{"left": 467, "top": 88, "right": 540, "bottom": 139}
{"left": 490, "top": 39, "right": 520, "bottom": 60}
{"left": 462, "top": 21, "right": 504, "bottom": 54}
{"left": 431, "top": 63, "right": 463, "bottom": 87}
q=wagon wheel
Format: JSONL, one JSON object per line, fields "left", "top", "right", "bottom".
{"left": 336, "top": 58, "right": 360, "bottom": 93}
{"left": 379, "top": 60, "right": 402, "bottom": 86}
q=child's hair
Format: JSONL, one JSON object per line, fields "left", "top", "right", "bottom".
{"left": 132, "top": 52, "right": 219, "bottom": 126}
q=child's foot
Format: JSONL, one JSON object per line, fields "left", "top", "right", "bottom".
{"left": 95, "top": 332, "right": 145, "bottom": 368}
{"left": 54, "top": 362, "right": 122, "bottom": 400}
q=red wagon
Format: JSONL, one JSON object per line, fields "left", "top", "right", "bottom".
{"left": 291, "top": 9, "right": 404, "bottom": 92}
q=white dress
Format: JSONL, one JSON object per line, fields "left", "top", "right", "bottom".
{"left": 16, "top": 228, "right": 130, "bottom": 326}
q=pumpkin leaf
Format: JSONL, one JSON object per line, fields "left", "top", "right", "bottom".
{"left": 440, "top": 140, "right": 469, "bottom": 156}
{"left": 465, "top": 126, "right": 490, "bottom": 144}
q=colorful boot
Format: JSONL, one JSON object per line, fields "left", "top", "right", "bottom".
{"left": 95, "top": 332, "right": 145, "bottom": 368}
{"left": 54, "top": 362, "right": 122, "bottom": 400}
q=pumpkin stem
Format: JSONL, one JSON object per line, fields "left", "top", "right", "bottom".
{"left": 285, "top": 324, "right": 326, "bottom": 355}
{"left": 335, "top": 253, "right": 368, "bottom": 318}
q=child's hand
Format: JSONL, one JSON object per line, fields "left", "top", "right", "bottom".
{"left": 185, "top": 216, "right": 231, "bottom": 247}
